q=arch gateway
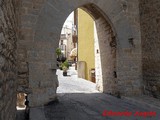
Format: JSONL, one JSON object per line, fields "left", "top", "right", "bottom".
{"left": 0, "top": 0, "right": 160, "bottom": 119}
{"left": 26, "top": 0, "right": 142, "bottom": 107}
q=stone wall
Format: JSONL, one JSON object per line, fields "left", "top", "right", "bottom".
{"left": 18, "top": 0, "right": 143, "bottom": 107}
{"left": 12, "top": 0, "right": 143, "bottom": 107}
{"left": 95, "top": 17, "right": 117, "bottom": 94}
{"left": 19, "top": 0, "right": 59, "bottom": 107}
{"left": 16, "top": 0, "right": 44, "bottom": 94}
{"left": 86, "top": 1, "right": 142, "bottom": 96}
{"left": 17, "top": 46, "right": 29, "bottom": 93}
{"left": 0, "top": 0, "right": 20, "bottom": 119}
{"left": 115, "top": 0, "right": 142, "bottom": 96}
{"left": 0, "top": 0, "right": 160, "bottom": 119}
{"left": 140, "top": 0, "right": 160, "bottom": 99}
{"left": 94, "top": 22, "right": 103, "bottom": 92}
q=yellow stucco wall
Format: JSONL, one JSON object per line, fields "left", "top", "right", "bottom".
{"left": 78, "top": 9, "right": 95, "bottom": 81}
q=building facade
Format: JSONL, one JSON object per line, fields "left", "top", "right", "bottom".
{"left": 78, "top": 9, "right": 95, "bottom": 82}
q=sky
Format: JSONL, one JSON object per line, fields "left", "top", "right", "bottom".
{"left": 62, "top": 12, "right": 74, "bottom": 30}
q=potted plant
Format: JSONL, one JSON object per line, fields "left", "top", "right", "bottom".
{"left": 61, "top": 55, "right": 67, "bottom": 63}
{"left": 62, "top": 66, "right": 68, "bottom": 76}
{"left": 60, "top": 60, "right": 69, "bottom": 76}
{"left": 56, "top": 48, "right": 62, "bottom": 62}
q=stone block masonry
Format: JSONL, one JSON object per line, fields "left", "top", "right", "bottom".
{"left": 95, "top": 17, "right": 117, "bottom": 94}
{"left": 0, "top": 0, "right": 20, "bottom": 120}
{"left": 140, "top": 0, "right": 160, "bottom": 99}
{"left": 19, "top": 0, "right": 59, "bottom": 107}
{"left": 19, "top": 0, "right": 143, "bottom": 107}
{"left": 0, "top": 0, "right": 159, "bottom": 119}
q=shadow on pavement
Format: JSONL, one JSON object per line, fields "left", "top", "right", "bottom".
{"left": 43, "top": 93, "right": 160, "bottom": 120}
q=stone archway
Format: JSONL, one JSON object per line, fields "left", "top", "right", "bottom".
{"left": 18, "top": 0, "right": 142, "bottom": 107}
{"left": 78, "top": 4, "right": 117, "bottom": 94}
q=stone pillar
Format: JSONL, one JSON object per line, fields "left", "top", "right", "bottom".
{"left": 28, "top": 45, "right": 59, "bottom": 107}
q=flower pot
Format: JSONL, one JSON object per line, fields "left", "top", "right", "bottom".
{"left": 63, "top": 71, "right": 67, "bottom": 76}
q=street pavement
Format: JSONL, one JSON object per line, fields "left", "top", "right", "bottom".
{"left": 29, "top": 69, "right": 160, "bottom": 120}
